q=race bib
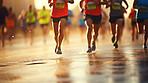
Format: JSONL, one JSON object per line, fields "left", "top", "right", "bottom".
{"left": 112, "top": 2, "right": 121, "bottom": 10}
{"left": 87, "top": 2, "right": 96, "bottom": 10}
{"left": 140, "top": 7, "right": 147, "bottom": 13}
{"left": 55, "top": 0, "right": 65, "bottom": 9}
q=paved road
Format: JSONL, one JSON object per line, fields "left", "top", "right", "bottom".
{"left": 0, "top": 28, "right": 148, "bottom": 83}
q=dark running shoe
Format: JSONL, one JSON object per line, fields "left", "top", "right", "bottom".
{"left": 56, "top": 48, "right": 62, "bottom": 54}
{"left": 113, "top": 41, "right": 118, "bottom": 48}
{"left": 111, "top": 35, "right": 115, "bottom": 43}
{"left": 143, "top": 44, "right": 147, "bottom": 49}
{"left": 87, "top": 46, "right": 92, "bottom": 53}
{"left": 92, "top": 42, "right": 96, "bottom": 51}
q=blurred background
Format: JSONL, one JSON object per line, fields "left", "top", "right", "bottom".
{"left": 3, "top": 0, "right": 135, "bottom": 17}
{"left": 1, "top": 0, "right": 138, "bottom": 48}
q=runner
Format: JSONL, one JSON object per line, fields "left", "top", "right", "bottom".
{"left": 106, "top": 0, "right": 128, "bottom": 48}
{"left": 48, "top": 0, "right": 74, "bottom": 54}
{"left": 133, "top": 0, "right": 148, "bottom": 48}
{"left": 129, "top": 8, "right": 138, "bottom": 41}
{"left": 38, "top": 6, "right": 50, "bottom": 44}
{"left": 18, "top": 10, "right": 27, "bottom": 44}
{"left": 6, "top": 7, "right": 16, "bottom": 44}
{"left": 26, "top": 5, "right": 36, "bottom": 45}
{"left": 0, "top": 0, "right": 8, "bottom": 47}
{"left": 79, "top": 0, "right": 107, "bottom": 53}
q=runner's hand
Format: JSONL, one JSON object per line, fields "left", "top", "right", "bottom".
{"left": 49, "top": 3, "right": 53, "bottom": 8}
{"left": 126, "top": 5, "right": 129, "bottom": 9}
{"left": 69, "top": 0, "right": 74, "bottom": 4}
{"left": 81, "top": 9, "right": 85, "bottom": 13}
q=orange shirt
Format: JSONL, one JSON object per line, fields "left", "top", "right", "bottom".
{"left": 51, "top": 0, "right": 68, "bottom": 18}
{"left": 85, "top": 0, "right": 101, "bottom": 16}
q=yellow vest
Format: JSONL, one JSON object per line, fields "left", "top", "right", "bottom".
{"left": 26, "top": 11, "right": 36, "bottom": 23}
{"left": 38, "top": 10, "right": 50, "bottom": 24}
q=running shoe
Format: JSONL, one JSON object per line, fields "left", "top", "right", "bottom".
{"left": 111, "top": 35, "right": 115, "bottom": 43}
{"left": 56, "top": 48, "right": 62, "bottom": 54}
{"left": 92, "top": 42, "right": 96, "bottom": 51}
{"left": 113, "top": 41, "right": 118, "bottom": 48}
{"left": 143, "top": 44, "right": 147, "bottom": 49}
{"left": 87, "top": 46, "right": 92, "bottom": 53}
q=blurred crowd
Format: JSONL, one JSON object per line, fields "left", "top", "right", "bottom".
{"left": 0, "top": 0, "right": 148, "bottom": 52}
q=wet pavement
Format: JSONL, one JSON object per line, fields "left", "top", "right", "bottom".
{"left": 0, "top": 28, "right": 148, "bottom": 83}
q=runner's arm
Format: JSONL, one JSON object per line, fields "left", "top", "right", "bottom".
{"left": 106, "top": 0, "right": 111, "bottom": 8}
{"left": 69, "top": 0, "right": 74, "bottom": 4}
{"left": 123, "top": 0, "right": 129, "bottom": 9}
{"left": 122, "top": 6, "right": 127, "bottom": 13}
{"left": 79, "top": 0, "right": 85, "bottom": 13}
{"left": 48, "top": 0, "right": 53, "bottom": 8}
{"left": 80, "top": 0, "right": 84, "bottom": 9}
{"left": 133, "top": 0, "right": 140, "bottom": 9}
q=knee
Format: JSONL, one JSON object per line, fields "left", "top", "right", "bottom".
{"left": 87, "top": 30, "right": 92, "bottom": 35}
{"left": 87, "top": 27, "right": 92, "bottom": 32}
{"left": 54, "top": 32, "right": 58, "bottom": 36}
{"left": 60, "top": 19, "right": 66, "bottom": 27}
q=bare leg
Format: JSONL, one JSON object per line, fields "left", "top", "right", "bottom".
{"left": 53, "top": 22, "right": 59, "bottom": 50}
{"left": 135, "top": 25, "right": 139, "bottom": 40}
{"left": 22, "top": 29, "right": 27, "bottom": 44}
{"left": 8, "top": 27, "right": 14, "bottom": 44}
{"left": 138, "top": 23, "right": 144, "bottom": 34}
{"left": 131, "top": 25, "right": 135, "bottom": 41}
{"left": 111, "top": 23, "right": 116, "bottom": 36}
{"left": 27, "top": 24, "right": 34, "bottom": 45}
{"left": 92, "top": 24, "right": 99, "bottom": 43}
{"left": 143, "top": 19, "right": 148, "bottom": 48}
{"left": 86, "top": 19, "right": 93, "bottom": 47}
{"left": 111, "top": 19, "right": 123, "bottom": 48}
{"left": 116, "top": 19, "right": 123, "bottom": 43}
{"left": 59, "top": 18, "right": 67, "bottom": 48}
{"left": 0, "top": 25, "right": 5, "bottom": 47}
{"left": 111, "top": 23, "right": 116, "bottom": 43}
{"left": 41, "top": 25, "right": 48, "bottom": 44}
{"left": 8, "top": 27, "right": 11, "bottom": 42}
{"left": 91, "top": 24, "right": 100, "bottom": 51}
